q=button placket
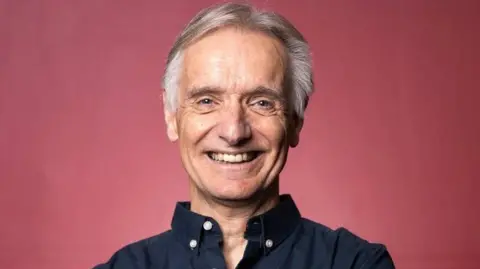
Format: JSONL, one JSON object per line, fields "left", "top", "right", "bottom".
{"left": 189, "top": 239, "right": 198, "bottom": 249}
{"left": 203, "top": 220, "right": 213, "bottom": 231}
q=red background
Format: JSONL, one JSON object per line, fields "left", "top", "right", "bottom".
{"left": 1, "top": 1, "right": 479, "bottom": 268}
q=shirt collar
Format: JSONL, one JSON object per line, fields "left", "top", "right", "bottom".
{"left": 171, "top": 194, "right": 301, "bottom": 255}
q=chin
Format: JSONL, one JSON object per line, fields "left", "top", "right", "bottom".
{"left": 192, "top": 172, "right": 274, "bottom": 203}
{"left": 208, "top": 187, "right": 260, "bottom": 203}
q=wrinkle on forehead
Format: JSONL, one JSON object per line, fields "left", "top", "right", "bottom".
{"left": 180, "top": 28, "right": 287, "bottom": 96}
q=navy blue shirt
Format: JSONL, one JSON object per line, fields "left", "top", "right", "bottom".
{"left": 94, "top": 195, "right": 395, "bottom": 269}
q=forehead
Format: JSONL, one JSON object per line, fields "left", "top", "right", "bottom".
{"left": 181, "top": 28, "right": 287, "bottom": 93}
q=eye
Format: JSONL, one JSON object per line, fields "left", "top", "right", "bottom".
{"left": 193, "top": 97, "right": 218, "bottom": 113}
{"left": 197, "top": 98, "right": 214, "bottom": 105}
{"left": 253, "top": 99, "right": 274, "bottom": 109}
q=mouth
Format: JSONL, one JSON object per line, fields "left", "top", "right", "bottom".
{"left": 206, "top": 151, "right": 261, "bottom": 164}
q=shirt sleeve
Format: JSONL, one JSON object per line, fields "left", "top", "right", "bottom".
{"left": 331, "top": 228, "right": 396, "bottom": 269}
{"left": 91, "top": 245, "right": 146, "bottom": 269}
{"left": 358, "top": 245, "right": 395, "bottom": 269}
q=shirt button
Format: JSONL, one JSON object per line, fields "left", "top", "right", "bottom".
{"left": 265, "top": 239, "right": 273, "bottom": 248}
{"left": 203, "top": 220, "right": 213, "bottom": 231}
{"left": 189, "top": 239, "right": 198, "bottom": 249}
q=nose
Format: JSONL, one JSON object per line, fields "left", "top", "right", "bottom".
{"left": 218, "top": 103, "right": 252, "bottom": 146}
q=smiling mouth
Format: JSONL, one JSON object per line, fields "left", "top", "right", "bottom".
{"left": 207, "top": 151, "right": 260, "bottom": 163}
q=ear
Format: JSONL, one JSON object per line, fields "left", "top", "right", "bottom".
{"left": 288, "top": 114, "right": 303, "bottom": 148}
{"left": 163, "top": 92, "right": 179, "bottom": 142}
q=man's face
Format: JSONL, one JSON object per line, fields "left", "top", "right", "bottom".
{"left": 164, "top": 28, "right": 302, "bottom": 202}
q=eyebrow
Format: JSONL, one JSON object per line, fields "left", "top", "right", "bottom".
{"left": 185, "top": 86, "right": 223, "bottom": 100}
{"left": 185, "top": 86, "right": 285, "bottom": 102}
{"left": 249, "top": 86, "right": 285, "bottom": 102}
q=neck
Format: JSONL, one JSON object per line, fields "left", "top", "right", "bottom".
{"left": 189, "top": 180, "right": 280, "bottom": 239}
{"left": 189, "top": 180, "right": 279, "bottom": 269}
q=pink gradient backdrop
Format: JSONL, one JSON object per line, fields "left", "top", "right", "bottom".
{"left": 1, "top": 0, "right": 478, "bottom": 268}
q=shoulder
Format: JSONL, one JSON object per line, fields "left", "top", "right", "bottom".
{"left": 299, "top": 218, "right": 395, "bottom": 269}
{"left": 92, "top": 230, "right": 174, "bottom": 269}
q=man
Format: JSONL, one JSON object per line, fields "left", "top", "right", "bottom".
{"left": 94, "top": 2, "right": 395, "bottom": 269}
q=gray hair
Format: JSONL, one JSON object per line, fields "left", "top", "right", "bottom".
{"left": 162, "top": 2, "right": 314, "bottom": 118}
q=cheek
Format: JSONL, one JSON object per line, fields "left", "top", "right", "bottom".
{"left": 253, "top": 117, "right": 288, "bottom": 144}
{"left": 178, "top": 113, "right": 215, "bottom": 144}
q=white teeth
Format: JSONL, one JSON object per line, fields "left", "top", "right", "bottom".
{"left": 209, "top": 152, "right": 255, "bottom": 163}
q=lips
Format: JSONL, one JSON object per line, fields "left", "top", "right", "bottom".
{"left": 207, "top": 151, "right": 260, "bottom": 163}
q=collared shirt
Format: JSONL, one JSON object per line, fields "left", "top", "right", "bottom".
{"left": 93, "top": 195, "right": 395, "bottom": 269}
